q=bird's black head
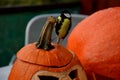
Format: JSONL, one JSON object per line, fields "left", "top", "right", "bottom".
{"left": 60, "top": 10, "right": 71, "bottom": 19}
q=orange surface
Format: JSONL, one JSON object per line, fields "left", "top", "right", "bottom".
{"left": 67, "top": 7, "right": 120, "bottom": 79}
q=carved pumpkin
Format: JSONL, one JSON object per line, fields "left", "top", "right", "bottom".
{"left": 67, "top": 7, "right": 120, "bottom": 80}
{"left": 8, "top": 16, "right": 87, "bottom": 80}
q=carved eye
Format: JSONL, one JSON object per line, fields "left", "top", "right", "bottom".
{"left": 69, "top": 69, "right": 78, "bottom": 79}
{"left": 38, "top": 76, "right": 58, "bottom": 80}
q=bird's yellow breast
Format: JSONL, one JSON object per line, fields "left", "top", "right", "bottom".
{"left": 58, "top": 19, "right": 70, "bottom": 38}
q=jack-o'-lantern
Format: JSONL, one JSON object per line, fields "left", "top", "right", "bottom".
{"left": 8, "top": 16, "right": 87, "bottom": 80}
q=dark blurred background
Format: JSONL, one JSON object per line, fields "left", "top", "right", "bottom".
{"left": 0, "top": 0, "right": 80, "bottom": 67}
{"left": 0, "top": 0, "right": 120, "bottom": 67}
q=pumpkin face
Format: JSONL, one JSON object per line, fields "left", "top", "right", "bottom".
{"left": 32, "top": 65, "right": 82, "bottom": 80}
{"left": 8, "top": 16, "right": 87, "bottom": 80}
{"left": 67, "top": 7, "right": 120, "bottom": 80}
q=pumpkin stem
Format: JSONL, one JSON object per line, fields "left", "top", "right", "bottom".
{"left": 36, "top": 16, "right": 56, "bottom": 50}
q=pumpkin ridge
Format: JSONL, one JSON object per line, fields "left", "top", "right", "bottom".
{"left": 17, "top": 56, "right": 73, "bottom": 68}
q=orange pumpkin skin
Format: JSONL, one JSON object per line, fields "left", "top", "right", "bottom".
{"left": 67, "top": 7, "right": 120, "bottom": 79}
{"left": 8, "top": 43, "right": 87, "bottom": 80}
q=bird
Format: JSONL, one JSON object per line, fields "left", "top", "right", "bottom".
{"left": 55, "top": 10, "right": 72, "bottom": 43}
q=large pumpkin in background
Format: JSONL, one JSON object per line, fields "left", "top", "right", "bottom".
{"left": 67, "top": 7, "right": 120, "bottom": 80}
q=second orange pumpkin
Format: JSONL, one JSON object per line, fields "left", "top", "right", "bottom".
{"left": 67, "top": 7, "right": 120, "bottom": 80}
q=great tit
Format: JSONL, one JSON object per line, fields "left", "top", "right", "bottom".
{"left": 55, "top": 10, "right": 71, "bottom": 43}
